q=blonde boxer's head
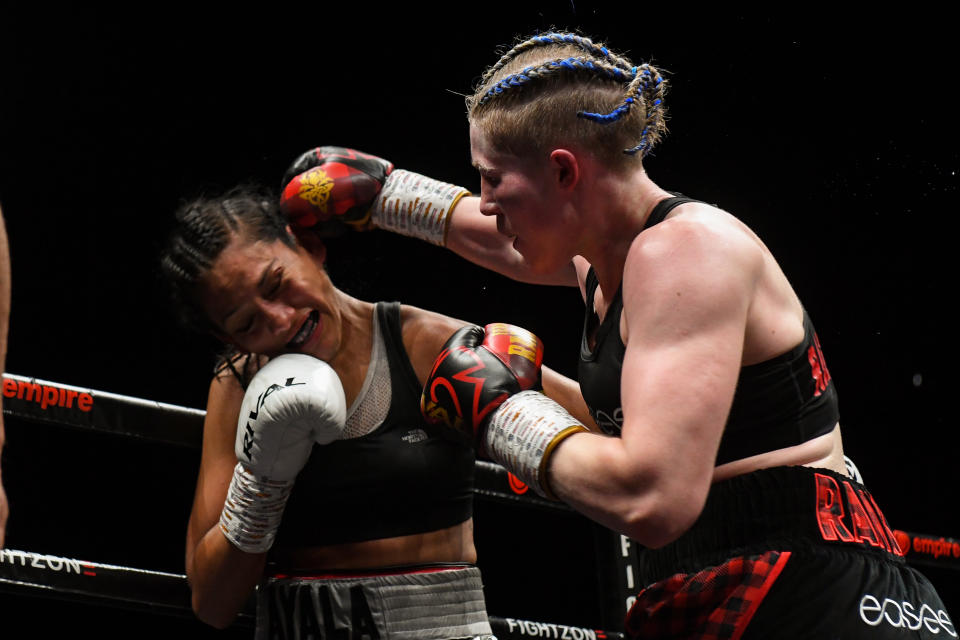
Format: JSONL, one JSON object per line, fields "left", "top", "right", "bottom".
{"left": 467, "top": 32, "right": 668, "bottom": 170}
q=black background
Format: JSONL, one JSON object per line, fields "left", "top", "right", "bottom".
{"left": 1, "top": 4, "right": 957, "bottom": 637}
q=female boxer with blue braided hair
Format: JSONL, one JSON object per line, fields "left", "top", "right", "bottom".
{"left": 160, "top": 186, "right": 593, "bottom": 638}
{"left": 282, "top": 31, "right": 954, "bottom": 639}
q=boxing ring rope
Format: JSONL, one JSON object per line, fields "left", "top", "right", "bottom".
{"left": 0, "top": 548, "right": 622, "bottom": 639}
{"left": 2, "top": 373, "right": 958, "bottom": 637}
{"left": 0, "top": 372, "right": 625, "bottom": 638}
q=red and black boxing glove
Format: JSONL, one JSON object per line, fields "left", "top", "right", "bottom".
{"left": 422, "top": 323, "right": 589, "bottom": 501}
{"left": 280, "top": 145, "right": 471, "bottom": 245}
{"left": 280, "top": 146, "right": 394, "bottom": 237}
{"left": 421, "top": 323, "right": 544, "bottom": 445}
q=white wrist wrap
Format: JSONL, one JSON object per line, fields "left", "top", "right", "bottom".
{"left": 219, "top": 463, "right": 293, "bottom": 554}
{"left": 485, "top": 390, "right": 588, "bottom": 500}
{"left": 372, "top": 169, "right": 470, "bottom": 246}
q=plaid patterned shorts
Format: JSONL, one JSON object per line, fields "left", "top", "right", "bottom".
{"left": 626, "top": 550, "right": 789, "bottom": 640}
{"left": 624, "top": 467, "right": 954, "bottom": 639}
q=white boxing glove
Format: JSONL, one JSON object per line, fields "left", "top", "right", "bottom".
{"left": 219, "top": 354, "right": 347, "bottom": 553}
{"left": 234, "top": 353, "right": 347, "bottom": 478}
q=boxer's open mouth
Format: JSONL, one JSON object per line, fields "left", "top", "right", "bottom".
{"left": 287, "top": 310, "right": 319, "bottom": 350}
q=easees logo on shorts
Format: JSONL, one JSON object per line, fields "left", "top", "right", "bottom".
{"left": 859, "top": 594, "right": 956, "bottom": 636}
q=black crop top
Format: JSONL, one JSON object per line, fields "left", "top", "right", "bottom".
{"left": 273, "top": 302, "right": 475, "bottom": 548}
{"left": 577, "top": 195, "right": 840, "bottom": 465}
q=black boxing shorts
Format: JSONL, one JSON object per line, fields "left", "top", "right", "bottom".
{"left": 256, "top": 563, "right": 494, "bottom": 640}
{"left": 625, "top": 466, "right": 955, "bottom": 639}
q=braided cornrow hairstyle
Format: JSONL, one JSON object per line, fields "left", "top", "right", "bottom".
{"left": 159, "top": 186, "right": 295, "bottom": 385}
{"left": 160, "top": 186, "right": 294, "bottom": 346}
{"left": 479, "top": 32, "right": 635, "bottom": 85}
{"left": 468, "top": 32, "right": 668, "bottom": 164}
{"left": 477, "top": 56, "right": 636, "bottom": 107}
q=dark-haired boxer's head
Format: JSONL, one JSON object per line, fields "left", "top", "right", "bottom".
{"left": 467, "top": 32, "right": 668, "bottom": 170}
{"left": 160, "top": 188, "right": 343, "bottom": 361}
{"left": 160, "top": 187, "right": 296, "bottom": 333}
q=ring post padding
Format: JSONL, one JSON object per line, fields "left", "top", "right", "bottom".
{"left": 592, "top": 527, "right": 644, "bottom": 628}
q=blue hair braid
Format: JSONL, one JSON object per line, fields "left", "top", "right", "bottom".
{"left": 480, "top": 32, "right": 634, "bottom": 86}
{"left": 477, "top": 56, "right": 632, "bottom": 106}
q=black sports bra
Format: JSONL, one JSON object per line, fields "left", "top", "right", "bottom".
{"left": 274, "top": 302, "right": 475, "bottom": 547}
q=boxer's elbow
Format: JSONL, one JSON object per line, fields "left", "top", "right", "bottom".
{"left": 618, "top": 472, "right": 709, "bottom": 549}
{"left": 623, "top": 504, "right": 700, "bottom": 549}
{"left": 186, "top": 559, "right": 246, "bottom": 629}
{"left": 191, "top": 589, "right": 240, "bottom": 629}
{"left": 185, "top": 526, "right": 262, "bottom": 629}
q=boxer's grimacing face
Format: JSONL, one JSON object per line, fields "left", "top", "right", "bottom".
{"left": 469, "top": 124, "right": 578, "bottom": 275}
{"left": 199, "top": 232, "right": 343, "bottom": 362}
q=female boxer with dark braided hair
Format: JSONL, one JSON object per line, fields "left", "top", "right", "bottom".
{"left": 160, "top": 185, "right": 593, "bottom": 638}
{"left": 281, "top": 32, "right": 954, "bottom": 638}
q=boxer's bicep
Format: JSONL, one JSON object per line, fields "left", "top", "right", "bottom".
{"left": 617, "top": 221, "right": 758, "bottom": 527}
{"left": 546, "top": 220, "right": 759, "bottom": 545}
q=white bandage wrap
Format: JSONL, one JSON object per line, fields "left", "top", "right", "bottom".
{"left": 485, "top": 390, "right": 588, "bottom": 500}
{"left": 219, "top": 463, "right": 293, "bottom": 554}
{"left": 371, "top": 169, "right": 470, "bottom": 246}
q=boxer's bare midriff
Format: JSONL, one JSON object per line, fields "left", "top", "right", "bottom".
{"left": 712, "top": 423, "right": 847, "bottom": 483}
{"left": 270, "top": 519, "right": 476, "bottom": 573}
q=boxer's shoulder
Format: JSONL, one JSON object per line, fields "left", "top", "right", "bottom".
{"left": 395, "top": 304, "right": 470, "bottom": 385}
{"left": 213, "top": 351, "right": 269, "bottom": 389}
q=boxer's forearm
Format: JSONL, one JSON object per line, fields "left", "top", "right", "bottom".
{"left": 187, "top": 526, "right": 266, "bottom": 629}
{"left": 541, "top": 365, "right": 598, "bottom": 432}
{"left": 445, "top": 196, "right": 579, "bottom": 286}
{"left": 277, "top": 146, "right": 578, "bottom": 286}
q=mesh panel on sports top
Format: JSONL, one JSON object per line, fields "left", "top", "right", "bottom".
{"left": 342, "top": 308, "right": 391, "bottom": 439}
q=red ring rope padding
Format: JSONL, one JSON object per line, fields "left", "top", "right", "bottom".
{"left": 3, "top": 371, "right": 959, "bottom": 575}
{"left": 0, "top": 548, "right": 625, "bottom": 640}
{"left": 894, "top": 531, "right": 960, "bottom": 571}
{"left": 0, "top": 372, "right": 567, "bottom": 512}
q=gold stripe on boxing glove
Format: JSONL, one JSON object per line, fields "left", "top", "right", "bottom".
{"left": 485, "top": 391, "right": 589, "bottom": 501}
{"left": 538, "top": 425, "right": 590, "bottom": 501}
